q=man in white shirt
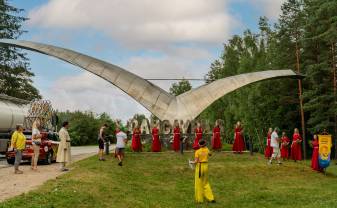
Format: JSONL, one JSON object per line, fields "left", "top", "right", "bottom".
{"left": 269, "top": 128, "right": 281, "bottom": 165}
{"left": 115, "top": 126, "right": 127, "bottom": 166}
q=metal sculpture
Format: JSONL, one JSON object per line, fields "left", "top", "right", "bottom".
{"left": 0, "top": 39, "right": 303, "bottom": 121}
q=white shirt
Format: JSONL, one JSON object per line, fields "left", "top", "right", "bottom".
{"left": 270, "top": 131, "right": 279, "bottom": 148}
{"left": 32, "top": 128, "right": 40, "bottom": 137}
{"left": 116, "top": 131, "right": 127, "bottom": 148}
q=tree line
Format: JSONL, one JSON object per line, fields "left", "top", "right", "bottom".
{"left": 193, "top": 0, "right": 337, "bottom": 157}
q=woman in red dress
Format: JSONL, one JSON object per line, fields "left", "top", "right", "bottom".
{"left": 212, "top": 120, "right": 222, "bottom": 150}
{"left": 131, "top": 125, "right": 142, "bottom": 152}
{"left": 192, "top": 122, "right": 203, "bottom": 150}
{"left": 291, "top": 128, "right": 302, "bottom": 161}
{"left": 280, "top": 131, "right": 290, "bottom": 160}
{"left": 311, "top": 135, "right": 322, "bottom": 171}
{"left": 151, "top": 123, "right": 161, "bottom": 152}
{"left": 264, "top": 128, "right": 273, "bottom": 159}
{"left": 232, "top": 121, "right": 245, "bottom": 153}
{"left": 172, "top": 123, "right": 180, "bottom": 152}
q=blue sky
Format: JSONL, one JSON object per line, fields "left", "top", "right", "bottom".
{"left": 9, "top": 0, "right": 285, "bottom": 121}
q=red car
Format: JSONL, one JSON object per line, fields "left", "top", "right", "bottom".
{"left": 6, "top": 131, "right": 59, "bottom": 165}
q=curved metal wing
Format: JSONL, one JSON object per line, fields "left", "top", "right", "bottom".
{"left": 0, "top": 39, "right": 302, "bottom": 121}
{"left": 0, "top": 39, "right": 175, "bottom": 120}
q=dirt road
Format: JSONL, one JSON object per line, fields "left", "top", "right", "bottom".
{"left": 0, "top": 145, "right": 109, "bottom": 202}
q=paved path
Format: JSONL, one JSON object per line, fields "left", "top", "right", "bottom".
{"left": 0, "top": 145, "right": 113, "bottom": 202}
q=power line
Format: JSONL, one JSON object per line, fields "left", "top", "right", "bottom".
{"left": 145, "top": 78, "right": 207, "bottom": 81}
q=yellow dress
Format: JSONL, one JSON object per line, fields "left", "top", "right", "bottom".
{"left": 194, "top": 147, "right": 215, "bottom": 203}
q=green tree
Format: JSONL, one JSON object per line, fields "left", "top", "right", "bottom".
{"left": 0, "top": 0, "right": 40, "bottom": 100}
{"left": 56, "top": 111, "right": 116, "bottom": 146}
{"left": 302, "top": 0, "right": 337, "bottom": 156}
{"left": 169, "top": 79, "right": 192, "bottom": 96}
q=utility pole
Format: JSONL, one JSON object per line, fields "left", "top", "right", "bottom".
{"left": 295, "top": 41, "right": 306, "bottom": 160}
{"left": 331, "top": 42, "right": 337, "bottom": 159}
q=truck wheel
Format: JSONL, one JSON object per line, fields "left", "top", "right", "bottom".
{"left": 44, "top": 151, "right": 53, "bottom": 165}
{"left": 7, "top": 158, "right": 15, "bottom": 165}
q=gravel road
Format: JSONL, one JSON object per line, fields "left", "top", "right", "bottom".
{"left": 0, "top": 145, "right": 114, "bottom": 202}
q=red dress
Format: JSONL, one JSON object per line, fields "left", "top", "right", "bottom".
{"left": 311, "top": 139, "right": 322, "bottom": 171}
{"left": 131, "top": 128, "right": 142, "bottom": 152}
{"left": 212, "top": 126, "right": 222, "bottom": 150}
{"left": 264, "top": 133, "right": 273, "bottom": 158}
{"left": 172, "top": 127, "right": 180, "bottom": 151}
{"left": 280, "top": 136, "right": 290, "bottom": 159}
{"left": 151, "top": 127, "right": 161, "bottom": 152}
{"left": 192, "top": 128, "right": 203, "bottom": 150}
{"left": 291, "top": 133, "right": 302, "bottom": 161}
{"left": 232, "top": 127, "right": 245, "bottom": 153}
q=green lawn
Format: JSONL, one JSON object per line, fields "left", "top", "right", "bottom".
{"left": 1, "top": 152, "right": 337, "bottom": 208}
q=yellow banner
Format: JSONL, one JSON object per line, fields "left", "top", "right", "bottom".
{"left": 318, "top": 135, "right": 332, "bottom": 160}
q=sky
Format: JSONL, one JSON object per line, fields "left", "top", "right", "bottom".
{"left": 9, "top": 0, "right": 285, "bottom": 121}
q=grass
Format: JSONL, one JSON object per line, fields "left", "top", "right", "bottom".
{"left": 1, "top": 152, "right": 337, "bottom": 208}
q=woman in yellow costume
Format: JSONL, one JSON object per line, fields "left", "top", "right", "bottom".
{"left": 193, "top": 140, "right": 215, "bottom": 203}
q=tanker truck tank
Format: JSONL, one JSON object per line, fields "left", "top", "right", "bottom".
{"left": 0, "top": 95, "right": 29, "bottom": 153}
{"left": 0, "top": 94, "right": 29, "bottom": 132}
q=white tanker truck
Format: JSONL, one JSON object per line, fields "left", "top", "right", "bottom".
{"left": 0, "top": 94, "right": 59, "bottom": 165}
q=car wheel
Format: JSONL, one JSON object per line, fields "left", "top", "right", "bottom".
{"left": 44, "top": 151, "right": 53, "bottom": 165}
{"left": 7, "top": 158, "right": 15, "bottom": 165}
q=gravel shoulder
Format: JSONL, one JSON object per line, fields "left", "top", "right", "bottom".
{"left": 0, "top": 145, "right": 109, "bottom": 202}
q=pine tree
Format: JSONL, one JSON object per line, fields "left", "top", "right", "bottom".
{"left": 0, "top": 0, "right": 40, "bottom": 100}
{"left": 303, "top": 0, "right": 337, "bottom": 157}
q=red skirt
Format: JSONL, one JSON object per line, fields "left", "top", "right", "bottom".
{"left": 280, "top": 147, "right": 289, "bottom": 159}
{"left": 131, "top": 136, "right": 142, "bottom": 152}
{"left": 172, "top": 135, "right": 180, "bottom": 151}
{"left": 232, "top": 133, "right": 245, "bottom": 153}
{"left": 151, "top": 135, "right": 161, "bottom": 152}
{"left": 212, "top": 135, "right": 222, "bottom": 150}
{"left": 291, "top": 143, "right": 302, "bottom": 161}
{"left": 192, "top": 138, "right": 200, "bottom": 150}
{"left": 311, "top": 147, "right": 322, "bottom": 171}
{"left": 264, "top": 146, "right": 273, "bottom": 158}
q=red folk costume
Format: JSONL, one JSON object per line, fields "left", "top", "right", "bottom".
{"left": 212, "top": 126, "right": 222, "bottom": 150}
{"left": 291, "top": 133, "right": 302, "bottom": 161}
{"left": 131, "top": 128, "right": 142, "bottom": 152}
{"left": 172, "top": 127, "right": 180, "bottom": 152}
{"left": 280, "top": 136, "right": 290, "bottom": 159}
{"left": 232, "top": 127, "right": 245, "bottom": 153}
{"left": 311, "top": 139, "right": 322, "bottom": 171}
{"left": 193, "top": 127, "right": 203, "bottom": 150}
{"left": 264, "top": 132, "right": 273, "bottom": 158}
{"left": 151, "top": 127, "right": 161, "bottom": 152}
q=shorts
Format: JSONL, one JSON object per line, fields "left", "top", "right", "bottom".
{"left": 115, "top": 147, "right": 125, "bottom": 156}
{"left": 98, "top": 139, "right": 104, "bottom": 150}
{"left": 272, "top": 147, "right": 280, "bottom": 158}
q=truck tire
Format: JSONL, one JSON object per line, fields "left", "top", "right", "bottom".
{"left": 44, "top": 151, "right": 53, "bottom": 165}
{"left": 7, "top": 158, "right": 14, "bottom": 165}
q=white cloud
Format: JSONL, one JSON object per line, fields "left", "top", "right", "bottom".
{"left": 121, "top": 46, "right": 212, "bottom": 90}
{"left": 28, "top": 0, "right": 235, "bottom": 47}
{"left": 248, "top": 0, "right": 285, "bottom": 20}
{"left": 42, "top": 72, "right": 150, "bottom": 121}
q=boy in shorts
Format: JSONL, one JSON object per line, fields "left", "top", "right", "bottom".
{"left": 115, "top": 126, "right": 127, "bottom": 166}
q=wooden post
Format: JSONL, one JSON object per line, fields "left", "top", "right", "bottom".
{"left": 295, "top": 41, "right": 306, "bottom": 160}
{"left": 331, "top": 43, "right": 337, "bottom": 159}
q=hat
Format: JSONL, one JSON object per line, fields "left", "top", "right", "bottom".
{"left": 198, "top": 140, "right": 206, "bottom": 147}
